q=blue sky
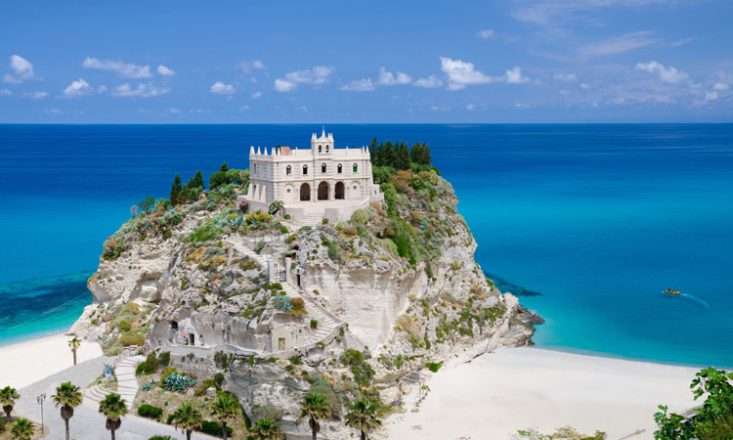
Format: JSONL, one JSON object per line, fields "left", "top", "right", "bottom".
{"left": 1, "top": 0, "right": 732, "bottom": 123}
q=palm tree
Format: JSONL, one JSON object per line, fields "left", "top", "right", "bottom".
{"left": 247, "top": 417, "right": 282, "bottom": 440}
{"left": 0, "top": 386, "right": 20, "bottom": 420}
{"left": 170, "top": 402, "right": 203, "bottom": 440}
{"left": 300, "top": 392, "right": 330, "bottom": 440}
{"left": 98, "top": 393, "right": 127, "bottom": 440}
{"left": 345, "top": 399, "right": 382, "bottom": 440}
{"left": 52, "top": 381, "right": 83, "bottom": 440}
{"left": 10, "top": 418, "right": 34, "bottom": 440}
{"left": 211, "top": 393, "right": 239, "bottom": 440}
{"left": 68, "top": 336, "right": 81, "bottom": 366}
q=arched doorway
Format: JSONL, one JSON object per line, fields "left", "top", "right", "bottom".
{"left": 318, "top": 182, "right": 329, "bottom": 200}
{"left": 300, "top": 183, "right": 311, "bottom": 201}
{"left": 335, "top": 181, "right": 345, "bottom": 200}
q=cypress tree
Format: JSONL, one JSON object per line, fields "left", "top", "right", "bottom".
{"left": 170, "top": 174, "right": 182, "bottom": 206}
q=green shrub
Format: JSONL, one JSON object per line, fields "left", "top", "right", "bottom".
{"left": 138, "top": 404, "right": 164, "bottom": 420}
{"left": 136, "top": 352, "right": 160, "bottom": 376}
{"left": 290, "top": 297, "right": 306, "bottom": 316}
{"left": 350, "top": 209, "right": 369, "bottom": 225}
{"left": 120, "top": 332, "right": 145, "bottom": 347}
{"left": 188, "top": 222, "right": 223, "bottom": 243}
{"left": 148, "top": 436, "right": 175, "bottom": 440}
{"left": 118, "top": 319, "right": 132, "bottom": 332}
{"left": 158, "top": 351, "right": 171, "bottom": 367}
{"left": 199, "top": 420, "right": 233, "bottom": 438}
{"left": 310, "top": 319, "right": 318, "bottom": 329}
{"left": 426, "top": 361, "right": 443, "bottom": 373}
{"left": 102, "top": 237, "right": 125, "bottom": 260}
{"left": 162, "top": 372, "right": 197, "bottom": 393}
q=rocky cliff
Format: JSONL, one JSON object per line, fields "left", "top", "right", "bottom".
{"left": 72, "top": 164, "right": 536, "bottom": 438}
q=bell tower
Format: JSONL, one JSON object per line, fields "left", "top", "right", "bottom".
{"left": 311, "top": 127, "right": 334, "bottom": 156}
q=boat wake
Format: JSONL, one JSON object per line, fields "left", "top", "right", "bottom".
{"left": 678, "top": 293, "right": 710, "bottom": 309}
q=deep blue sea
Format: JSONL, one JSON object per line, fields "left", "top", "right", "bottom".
{"left": 1, "top": 124, "right": 732, "bottom": 367}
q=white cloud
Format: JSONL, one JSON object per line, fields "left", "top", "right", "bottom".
{"left": 3, "top": 54, "right": 35, "bottom": 84}
{"left": 63, "top": 78, "right": 95, "bottom": 97}
{"left": 505, "top": 67, "right": 530, "bottom": 84}
{"left": 26, "top": 91, "right": 48, "bottom": 99}
{"left": 704, "top": 91, "right": 719, "bottom": 102}
{"left": 274, "top": 79, "right": 297, "bottom": 92}
{"left": 44, "top": 107, "right": 62, "bottom": 114}
{"left": 476, "top": 29, "right": 495, "bottom": 40}
{"left": 251, "top": 91, "right": 263, "bottom": 99}
{"left": 713, "top": 82, "right": 729, "bottom": 91}
{"left": 341, "top": 78, "right": 375, "bottom": 92}
{"left": 210, "top": 81, "right": 236, "bottom": 95}
{"left": 169, "top": 108, "right": 182, "bottom": 114}
{"left": 113, "top": 83, "right": 170, "bottom": 97}
{"left": 514, "top": 1, "right": 667, "bottom": 28}
{"left": 414, "top": 75, "right": 443, "bottom": 88}
{"left": 274, "top": 66, "right": 334, "bottom": 92}
{"left": 82, "top": 57, "right": 152, "bottom": 78}
{"left": 0, "top": 88, "right": 12, "bottom": 96}
{"left": 157, "top": 65, "right": 175, "bottom": 76}
{"left": 240, "top": 105, "right": 250, "bottom": 111}
{"left": 239, "top": 60, "right": 266, "bottom": 73}
{"left": 440, "top": 57, "right": 494, "bottom": 90}
{"left": 635, "top": 61, "right": 689, "bottom": 84}
{"left": 579, "top": 31, "right": 657, "bottom": 57}
{"left": 554, "top": 73, "right": 577, "bottom": 82}
{"left": 466, "top": 104, "right": 476, "bottom": 111}
{"left": 378, "top": 67, "right": 412, "bottom": 86}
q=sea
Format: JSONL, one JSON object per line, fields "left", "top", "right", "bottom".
{"left": 1, "top": 124, "right": 732, "bottom": 367}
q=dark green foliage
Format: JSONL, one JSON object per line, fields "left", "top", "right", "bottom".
{"left": 340, "top": 349, "right": 375, "bottom": 386}
{"left": 102, "top": 237, "right": 126, "bottom": 260}
{"left": 654, "top": 368, "right": 733, "bottom": 440}
{"left": 425, "top": 361, "right": 443, "bottom": 373}
{"left": 158, "top": 351, "right": 170, "bottom": 367}
{"left": 209, "top": 163, "right": 246, "bottom": 190}
{"left": 170, "top": 175, "right": 183, "bottom": 206}
{"left": 188, "top": 222, "right": 223, "bottom": 243}
{"left": 136, "top": 352, "right": 160, "bottom": 376}
{"left": 370, "top": 139, "right": 432, "bottom": 170}
{"left": 199, "top": 420, "right": 233, "bottom": 438}
{"left": 148, "top": 436, "right": 175, "bottom": 440}
{"left": 372, "top": 165, "right": 396, "bottom": 185}
{"left": 138, "top": 404, "right": 163, "bottom": 420}
{"left": 381, "top": 183, "right": 397, "bottom": 217}
{"left": 410, "top": 143, "right": 432, "bottom": 165}
{"left": 390, "top": 218, "right": 419, "bottom": 266}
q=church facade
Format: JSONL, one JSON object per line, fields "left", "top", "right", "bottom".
{"left": 241, "top": 130, "right": 383, "bottom": 223}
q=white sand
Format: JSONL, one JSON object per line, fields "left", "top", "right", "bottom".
{"left": 386, "top": 347, "right": 700, "bottom": 440}
{"left": 0, "top": 333, "right": 103, "bottom": 389}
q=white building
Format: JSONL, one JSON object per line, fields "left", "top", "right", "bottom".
{"left": 241, "top": 129, "right": 383, "bottom": 224}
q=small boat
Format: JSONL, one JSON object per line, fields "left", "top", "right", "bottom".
{"left": 663, "top": 289, "right": 681, "bottom": 296}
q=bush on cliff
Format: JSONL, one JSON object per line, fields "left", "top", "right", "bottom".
{"left": 138, "top": 403, "right": 164, "bottom": 421}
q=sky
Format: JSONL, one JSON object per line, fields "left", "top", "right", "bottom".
{"left": 1, "top": 0, "right": 732, "bottom": 123}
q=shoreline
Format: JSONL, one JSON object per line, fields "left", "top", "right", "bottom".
{"left": 0, "top": 331, "right": 103, "bottom": 389}
{"left": 386, "top": 346, "right": 700, "bottom": 440}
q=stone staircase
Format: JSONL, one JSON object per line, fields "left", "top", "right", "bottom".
{"left": 84, "top": 354, "right": 143, "bottom": 407}
{"left": 226, "top": 235, "right": 343, "bottom": 350}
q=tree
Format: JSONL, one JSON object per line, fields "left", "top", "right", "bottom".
{"left": 394, "top": 142, "right": 410, "bottom": 170}
{"left": 170, "top": 174, "right": 182, "bottom": 206}
{"left": 10, "top": 418, "right": 33, "bottom": 440}
{"left": 98, "top": 393, "right": 128, "bottom": 440}
{"left": 53, "top": 382, "right": 83, "bottom": 440}
{"left": 189, "top": 170, "right": 205, "bottom": 191}
{"left": 345, "top": 399, "right": 382, "bottom": 440}
{"left": 68, "top": 336, "right": 81, "bottom": 366}
{"left": 654, "top": 367, "right": 733, "bottom": 440}
{"left": 170, "top": 402, "right": 203, "bottom": 440}
{"left": 247, "top": 417, "right": 281, "bottom": 440}
{"left": 211, "top": 393, "right": 239, "bottom": 440}
{"left": 300, "top": 392, "right": 330, "bottom": 440}
{"left": 138, "top": 196, "right": 156, "bottom": 213}
{"left": 0, "top": 386, "right": 20, "bottom": 420}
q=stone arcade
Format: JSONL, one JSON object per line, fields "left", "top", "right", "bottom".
{"left": 241, "top": 129, "right": 384, "bottom": 224}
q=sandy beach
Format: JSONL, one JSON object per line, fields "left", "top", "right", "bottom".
{"left": 386, "top": 347, "right": 700, "bottom": 440}
{"left": 0, "top": 333, "right": 103, "bottom": 389}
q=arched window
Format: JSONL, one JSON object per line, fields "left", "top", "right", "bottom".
{"left": 303, "top": 164, "right": 308, "bottom": 175}
{"left": 326, "top": 145, "right": 330, "bottom": 153}
{"left": 321, "top": 163, "right": 327, "bottom": 173}
{"left": 286, "top": 165, "right": 292, "bottom": 176}
{"left": 318, "top": 145, "right": 322, "bottom": 153}
{"left": 352, "top": 163, "right": 358, "bottom": 173}
{"left": 337, "top": 163, "right": 342, "bottom": 173}
{"left": 253, "top": 163, "right": 257, "bottom": 175}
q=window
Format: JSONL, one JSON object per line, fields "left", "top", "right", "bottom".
{"left": 337, "top": 163, "right": 343, "bottom": 174}
{"left": 326, "top": 145, "right": 330, "bottom": 153}
{"left": 318, "top": 145, "right": 322, "bottom": 153}
{"left": 303, "top": 164, "right": 308, "bottom": 175}
{"left": 286, "top": 165, "right": 292, "bottom": 176}
{"left": 253, "top": 163, "right": 257, "bottom": 175}
{"left": 321, "top": 163, "right": 327, "bottom": 173}
{"left": 352, "top": 163, "right": 358, "bottom": 173}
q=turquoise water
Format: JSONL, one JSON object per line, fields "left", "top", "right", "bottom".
{"left": 1, "top": 124, "right": 732, "bottom": 367}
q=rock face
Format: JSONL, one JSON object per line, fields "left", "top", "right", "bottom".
{"left": 72, "top": 168, "right": 536, "bottom": 438}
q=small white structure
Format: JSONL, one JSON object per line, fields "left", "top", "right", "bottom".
{"left": 241, "top": 129, "right": 383, "bottom": 224}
